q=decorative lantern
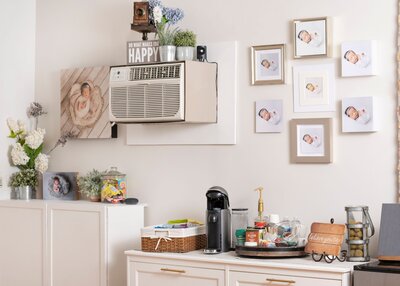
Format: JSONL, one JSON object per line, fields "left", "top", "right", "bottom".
{"left": 345, "top": 206, "right": 375, "bottom": 262}
{"left": 101, "top": 167, "right": 127, "bottom": 204}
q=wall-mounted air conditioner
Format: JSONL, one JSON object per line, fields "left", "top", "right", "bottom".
{"left": 109, "top": 61, "right": 217, "bottom": 123}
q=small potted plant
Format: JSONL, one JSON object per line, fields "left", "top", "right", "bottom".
{"left": 78, "top": 169, "right": 103, "bottom": 202}
{"left": 174, "top": 30, "right": 197, "bottom": 61}
{"left": 9, "top": 169, "right": 38, "bottom": 200}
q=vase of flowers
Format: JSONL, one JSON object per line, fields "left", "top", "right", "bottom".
{"left": 78, "top": 169, "right": 103, "bottom": 202}
{"left": 6, "top": 107, "right": 49, "bottom": 199}
{"left": 174, "top": 30, "right": 196, "bottom": 61}
{"left": 149, "top": 0, "right": 184, "bottom": 62}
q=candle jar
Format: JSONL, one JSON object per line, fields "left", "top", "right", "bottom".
{"left": 101, "top": 167, "right": 127, "bottom": 204}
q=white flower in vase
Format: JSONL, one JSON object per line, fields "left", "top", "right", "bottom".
{"left": 25, "top": 128, "right": 46, "bottom": 149}
{"left": 34, "top": 153, "right": 49, "bottom": 174}
{"left": 7, "top": 118, "right": 26, "bottom": 135}
{"left": 153, "top": 6, "right": 163, "bottom": 24}
{"left": 11, "top": 143, "right": 29, "bottom": 166}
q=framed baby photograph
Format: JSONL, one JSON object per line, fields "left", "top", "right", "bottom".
{"left": 292, "top": 63, "right": 335, "bottom": 113}
{"left": 294, "top": 17, "right": 330, "bottom": 58}
{"left": 43, "top": 172, "right": 79, "bottom": 201}
{"left": 342, "top": 97, "right": 379, "bottom": 133}
{"left": 290, "top": 118, "right": 332, "bottom": 164}
{"left": 251, "top": 44, "right": 285, "bottom": 85}
{"left": 255, "top": 100, "right": 283, "bottom": 133}
{"left": 341, "top": 40, "right": 378, "bottom": 77}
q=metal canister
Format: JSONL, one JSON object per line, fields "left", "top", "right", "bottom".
{"left": 101, "top": 167, "right": 127, "bottom": 203}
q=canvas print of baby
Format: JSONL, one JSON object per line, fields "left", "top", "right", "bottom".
{"left": 341, "top": 41, "right": 377, "bottom": 77}
{"left": 255, "top": 99, "right": 283, "bottom": 133}
{"left": 342, "top": 97, "right": 378, "bottom": 133}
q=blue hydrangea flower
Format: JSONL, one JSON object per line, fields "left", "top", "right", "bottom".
{"left": 163, "top": 7, "right": 184, "bottom": 25}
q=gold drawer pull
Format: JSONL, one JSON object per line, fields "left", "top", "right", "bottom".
{"left": 266, "top": 278, "right": 296, "bottom": 284}
{"left": 160, "top": 268, "right": 186, "bottom": 274}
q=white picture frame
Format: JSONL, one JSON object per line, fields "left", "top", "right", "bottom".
{"left": 255, "top": 100, "right": 283, "bottom": 133}
{"left": 292, "top": 63, "right": 336, "bottom": 113}
{"left": 342, "top": 97, "right": 379, "bottom": 133}
{"left": 341, "top": 40, "right": 378, "bottom": 77}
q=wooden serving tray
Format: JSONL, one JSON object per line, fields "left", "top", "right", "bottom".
{"left": 235, "top": 245, "right": 308, "bottom": 258}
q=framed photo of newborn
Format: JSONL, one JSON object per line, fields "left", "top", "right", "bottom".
{"left": 290, "top": 118, "right": 332, "bottom": 164}
{"left": 255, "top": 99, "right": 283, "bottom": 133}
{"left": 60, "top": 66, "right": 118, "bottom": 139}
{"left": 342, "top": 97, "right": 379, "bottom": 133}
{"left": 43, "top": 172, "right": 79, "bottom": 201}
{"left": 294, "top": 17, "right": 330, "bottom": 58}
{"left": 251, "top": 44, "right": 285, "bottom": 85}
{"left": 341, "top": 40, "right": 378, "bottom": 77}
{"left": 292, "top": 63, "right": 335, "bottom": 113}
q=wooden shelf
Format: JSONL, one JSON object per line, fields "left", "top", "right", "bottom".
{"left": 131, "top": 24, "right": 156, "bottom": 40}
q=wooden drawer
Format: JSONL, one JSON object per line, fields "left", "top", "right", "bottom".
{"left": 129, "top": 261, "right": 224, "bottom": 286}
{"left": 229, "top": 271, "right": 342, "bottom": 286}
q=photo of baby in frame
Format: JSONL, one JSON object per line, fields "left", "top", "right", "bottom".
{"left": 294, "top": 17, "right": 329, "bottom": 58}
{"left": 342, "top": 97, "right": 378, "bottom": 133}
{"left": 341, "top": 40, "right": 377, "bottom": 77}
{"left": 251, "top": 44, "right": 285, "bottom": 85}
{"left": 255, "top": 99, "right": 283, "bottom": 133}
{"left": 43, "top": 172, "right": 78, "bottom": 201}
{"left": 290, "top": 118, "right": 332, "bottom": 163}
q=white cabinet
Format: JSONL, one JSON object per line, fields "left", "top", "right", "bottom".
{"left": 0, "top": 200, "right": 145, "bottom": 286}
{"left": 126, "top": 251, "right": 356, "bottom": 286}
{"left": 129, "top": 262, "right": 224, "bottom": 286}
{"left": 229, "top": 271, "right": 341, "bottom": 286}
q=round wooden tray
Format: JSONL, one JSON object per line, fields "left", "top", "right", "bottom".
{"left": 235, "top": 245, "right": 308, "bottom": 258}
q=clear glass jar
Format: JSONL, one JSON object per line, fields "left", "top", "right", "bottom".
{"left": 231, "top": 208, "right": 249, "bottom": 248}
{"left": 101, "top": 167, "right": 127, "bottom": 204}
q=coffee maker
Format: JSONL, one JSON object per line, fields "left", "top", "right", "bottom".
{"left": 204, "top": 186, "right": 231, "bottom": 254}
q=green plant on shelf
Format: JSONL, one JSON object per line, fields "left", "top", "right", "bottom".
{"left": 174, "top": 30, "right": 196, "bottom": 47}
{"left": 78, "top": 169, "right": 103, "bottom": 197}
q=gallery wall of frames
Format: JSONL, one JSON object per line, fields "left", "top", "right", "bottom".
{"left": 252, "top": 17, "right": 379, "bottom": 164}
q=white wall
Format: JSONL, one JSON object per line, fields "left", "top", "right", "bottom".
{"left": 0, "top": 0, "right": 36, "bottom": 197}
{"left": 35, "top": 0, "right": 397, "bottom": 255}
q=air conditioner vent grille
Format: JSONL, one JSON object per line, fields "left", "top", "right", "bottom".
{"left": 129, "top": 64, "right": 181, "bottom": 81}
{"left": 110, "top": 83, "right": 181, "bottom": 119}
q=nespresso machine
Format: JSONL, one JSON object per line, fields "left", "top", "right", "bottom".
{"left": 204, "top": 186, "right": 231, "bottom": 254}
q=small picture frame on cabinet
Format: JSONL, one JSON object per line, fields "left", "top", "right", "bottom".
{"left": 43, "top": 172, "right": 79, "bottom": 200}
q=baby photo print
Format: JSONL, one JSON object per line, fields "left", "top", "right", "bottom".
{"left": 342, "top": 96, "right": 378, "bottom": 133}
{"left": 341, "top": 40, "right": 377, "bottom": 77}
{"left": 251, "top": 44, "right": 285, "bottom": 85}
{"left": 255, "top": 99, "right": 283, "bottom": 133}
{"left": 294, "top": 17, "right": 329, "bottom": 58}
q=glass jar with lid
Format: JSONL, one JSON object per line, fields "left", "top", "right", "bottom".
{"left": 101, "top": 167, "right": 127, "bottom": 204}
{"left": 231, "top": 208, "right": 249, "bottom": 248}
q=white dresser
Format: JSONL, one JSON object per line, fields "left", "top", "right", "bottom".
{"left": 0, "top": 200, "right": 145, "bottom": 286}
{"left": 126, "top": 250, "right": 361, "bottom": 286}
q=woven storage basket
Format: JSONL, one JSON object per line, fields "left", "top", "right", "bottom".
{"left": 141, "top": 225, "right": 206, "bottom": 253}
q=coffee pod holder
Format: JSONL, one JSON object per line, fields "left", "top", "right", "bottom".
{"left": 345, "top": 206, "right": 375, "bottom": 262}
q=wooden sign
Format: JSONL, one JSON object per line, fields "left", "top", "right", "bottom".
{"left": 127, "top": 41, "right": 160, "bottom": 64}
{"left": 305, "top": 223, "right": 345, "bottom": 256}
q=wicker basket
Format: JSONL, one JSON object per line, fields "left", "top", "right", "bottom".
{"left": 141, "top": 225, "right": 206, "bottom": 253}
{"left": 141, "top": 234, "right": 206, "bottom": 253}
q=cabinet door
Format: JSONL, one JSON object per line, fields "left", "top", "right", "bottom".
{"left": 47, "top": 203, "right": 106, "bottom": 286}
{"left": 229, "top": 271, "right": 342, "bottom": 286}
{"left": 129, "top": 262, "right": 224, "bottom": 286}
{"left": 0, "top": 203, "right": 46, "bottom": 286}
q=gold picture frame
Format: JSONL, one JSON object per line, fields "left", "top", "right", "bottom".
{"left": 293, "top": 17, "right": 331, "bottom": 59}
{"left": 290, "top": 118, "right": 332, "bottom": 163}
{"left": 251, "top": 44, "right": 285, "bottom": 85}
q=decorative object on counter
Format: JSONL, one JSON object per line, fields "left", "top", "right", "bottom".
{"left": 255, "top": 100, "right": 283, "bottom": 133}
{"left": 292, "top": 63, "right": 335, "bottom": 112}
{"left": 251, "top": 44, "right": 285, "bottom": 85}
{"left": 127, "top": 40, "right": 160, "bottom": 64}
{"left": 378, "top": 204, "right": 400, "bottom": 261}
{"left": 254, "top": 187, "right": 267, "bottom": 228}
{"left": 43, "top": 172, "right": 78, "bottom": 201}
{"left": 141, "top": 221, "right": 206, "bottom": 253}
{"left": 6, "top": 111, "right": 49, "bottom": 200}
{"left": 290, "top": 118, "right": 333, "bottom": 164}
{"left": 341, "top": 40, "right": 377, "bottom": 77}
{"left": 101, "top": 167, "right": 126, "bottom": 204}
{"left": 305, "top": 220, "right": 347, "bottom": 263}
{"left": 196, "top": 45, "right": 207, "bottom": 62}
{"left": 60, "top": 66, "right": 117, "bottom": 139}
{"left": 293, "top": 17, "right": 330, "bottom": 58}
{"left": 235, "top": 245, "right": 307, "bottom": 258}
{"left": 345, "top": 206, "right": 374, "bottom": 262}
{"left": 231, "top": 208, "right": 249, "bottom": 248}
{"left": 204, "top": 186, "right": 231, "bottom": 254}
{"left": 77, "top": 169, "right": 103, "bottom": 202}
{"left": 174, "top": 30, "right": 196, "bottom": 61}
{"left": 342, "top": 97, "right": 379, "bottom": 133}
{"left": 150, "top": 0, "right": 184, "bottom": 62}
